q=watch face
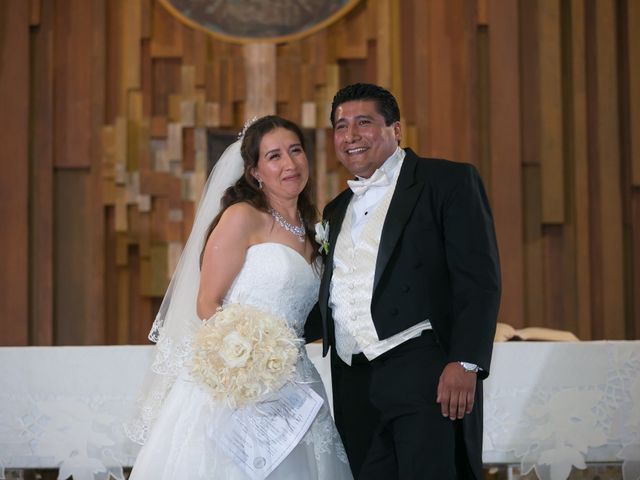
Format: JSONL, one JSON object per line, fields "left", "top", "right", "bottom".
{"left": 460, "top": 362, "right": 478, "bottom": 373}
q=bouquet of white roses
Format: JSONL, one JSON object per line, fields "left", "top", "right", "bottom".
{"left": 189, "top": 303, "right": 301, "bottom": 408}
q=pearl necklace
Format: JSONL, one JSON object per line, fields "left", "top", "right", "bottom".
{"left": 269, "top": 208, "right": 306, "bottom": 243}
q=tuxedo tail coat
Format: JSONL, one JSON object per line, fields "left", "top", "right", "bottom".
{"left": 316, "top": 148, "right": 501, "bottom": 479}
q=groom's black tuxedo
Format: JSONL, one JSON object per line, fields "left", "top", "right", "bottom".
{"left": 311, "top": 148, "right": 501, "bottom": 479}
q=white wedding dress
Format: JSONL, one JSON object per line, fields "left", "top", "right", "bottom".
{"left": 129, "top": 243, "right": 352, "bottom": 480}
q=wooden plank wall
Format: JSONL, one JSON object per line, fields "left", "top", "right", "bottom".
{"left": 1, "top": 0, "right": 638, "bottom": 345}
{"left": 0, "top": 0, "right": 30, "bottom": 345}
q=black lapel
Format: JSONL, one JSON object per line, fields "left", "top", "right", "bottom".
{"left": 319, "top": 189, "right": 352, "bottom": 353}
{"left": 373, "top": 150, "right": 424, "bottom": 293}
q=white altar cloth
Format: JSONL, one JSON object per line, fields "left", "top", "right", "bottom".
{"left": 483, "top": 341, "right": 640, "bottom": 480}
{"left": 1, "top": 342, "right": 638, "bottom": 480}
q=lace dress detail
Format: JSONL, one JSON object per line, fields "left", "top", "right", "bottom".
{"left": 124, "top": 333, "right": 193, "bottom": 444}
{"left": 222, "top": 243, "right": 317, "bottom": 337}
{"left": 128, "top": 243, "right": 352, "bottom": 479}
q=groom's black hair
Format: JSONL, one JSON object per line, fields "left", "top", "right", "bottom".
{"left": 330, "top": 83, "right": 401, "bottom": 128}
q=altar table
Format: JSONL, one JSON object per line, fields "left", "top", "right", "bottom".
{"left": 1, "top": 341, "right": 638, "bottom": 480}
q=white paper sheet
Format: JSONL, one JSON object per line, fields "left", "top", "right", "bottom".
{"left": 214, "top": 383, "right": 324, "bottom": 480}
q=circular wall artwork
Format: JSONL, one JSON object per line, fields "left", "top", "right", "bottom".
{"left": 160, "top": 0, "right": 361, "bottom": 44}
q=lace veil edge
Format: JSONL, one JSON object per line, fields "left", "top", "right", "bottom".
{"left": 124, "top": 139, "right": 244, "bottom": 444}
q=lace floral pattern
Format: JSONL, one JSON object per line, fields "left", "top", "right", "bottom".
{"left": 483, "top": 342, "right": 640, "bottom": 480}
{"left": 0, "top": 393, "right": 132, "bottom": 480}
{"left": 298, "top": 350, "right": 349, "bottom": 472}
{"left": 0, "top": 346, "right": 156, "bottom": 480}
{"left": 5, "top": 342, "right": 637, "bottom": 479}
{"left": 302, "top": 401, "right": 349, "bottom": 467}
{"left": 123, "top": 332, "right": 193, "bottom": 445}
{"left": 221, "top": 244, "right": 320, "bottom": 337}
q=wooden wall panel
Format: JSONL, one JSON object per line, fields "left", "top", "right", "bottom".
{"left": 181, "top": 26, "right": 207, "bottom": 87}
{"left": 590, "top": 0, "right": 626, "bottom": 339}
{"left": 539, "top": 0, "right": 565, "bottom": 223}
{"left": 424, "top": 0, "right": 453, "bottom": 159}
{"left": 53, "top": 0, "right": 93, "bottom": 168}
{"left": 152, "top": 58, "right": 181, "bottom": 117}
{"left": 105, "top": 0, "right": 123, "bottom": 122}
{"left": 104, "top": 207, "right": 118, "bottom": 344}
{"left": 401, "top": 0, "right": 477, "bottom": 164}
{"left": 543, "top": 225, "right": 565, "bottom": 329}
{"left": 116, "top": 265, "right": 130, "bottom": 344}
{"left": 374, "top": 0, "right": 393, "bottom": 90}
{"left": 476, "top": 27, "right": 490, "bottom": 182}
{"left": 122, "top": 0, "right": 142, "bottom": 92}
{"left": 629, "top": 0, "right": 640, "bottom": 187}
{"left": 51, "top": 0, "right": 106, "bottom": 344}
{"left": 54, "top": 172, "right": 92, "bottom": 344}
{"left": 243, "top": 44, "right": 276, "bottom": 120}
{"left": 523, "top": 165, "right": 544, "bottom": 328}
{"left": 141, "top": 39, "right": 153, "bottom": 117}
{"left": 567, "top": 0, "right": 592, "bottom": 340}
{"left": 335, "top": 2, "right": 368, "bottom": 60}
{"left": 632, "top": 192, "right": 640, "bottom": 339}
{"left": 399, "top": 0, "right": 416, "bottom": 131}
{"left": 87, "top": 0, "right": 107, "bottom": 345}
{"left": 626, "top": 0, "right": 640, "bottom": 339}
{"left": 150, "top": 0, "right": 182, "bottom": 58}
{"left": 3, "top": 0, "right": 639, "bottom": 345}
{"left": 520, "top": 0, "right": 540, "bottom": 170}
{"left": 29, "top": 0, "right": 55, "bottom": 345}
{"left": 452, "top": 0, "right": 479, "bottom": 167}
{"left": 0, "top": 0, "right": 29, "bottom": 345}
{"left": 29, "top": 0, "right": 41, "bottom": 25}
{"left": 552, "top": 2, "right": 584, "bottom": 338}
{"left": 409, "top": 0, "right": 429, "bottom": 155}
{"left": 488, "top": 0, "right": 525, "bottom": 327}
{"left": 106, "top": 0, "right": 638, "bottom": 342}
{"left": 477, "top": 0, "right": 488, "bottom": 25}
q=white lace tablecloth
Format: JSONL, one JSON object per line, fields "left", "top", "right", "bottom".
{"left": 1, "top": 342, "right": 638, "bottom": 480}
{"left": 483, "top": 341, "right": 640, "bottom": 480}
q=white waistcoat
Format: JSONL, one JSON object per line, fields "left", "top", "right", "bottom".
{"left": 329, "top": 178, "right": 397, "bottom": 365}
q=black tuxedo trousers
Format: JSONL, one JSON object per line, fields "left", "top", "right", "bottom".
{"left": 331, "top": 331, "right": 481, "bottom": 480}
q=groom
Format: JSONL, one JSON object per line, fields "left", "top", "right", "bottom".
{"left": 315, "top": 83, "right": 501, "bottom": 479}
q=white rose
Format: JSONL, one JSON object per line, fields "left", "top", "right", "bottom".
{"left": 266, "top": 355, "right": 285, "bottom": 373}
{"left": 240, "top": 382, "right": 262, "bottom": 402}
{"left": 219, "top": 331, "right": 252, "bottom": 368}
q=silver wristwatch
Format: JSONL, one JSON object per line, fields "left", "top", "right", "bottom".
{"left": 459, "top": 361, "right": 479, "bottom": 373}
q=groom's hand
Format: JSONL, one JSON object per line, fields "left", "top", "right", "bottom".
{"left": 436, "top": 362, "right": 477, "bottom": 420}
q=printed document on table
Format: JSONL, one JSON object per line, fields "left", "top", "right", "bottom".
{"left": 214, "top": 383, "right": 324, "bottom": 480}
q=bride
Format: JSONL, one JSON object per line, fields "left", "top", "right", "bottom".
{"left": 125, "top": 116, "right": 353, "bottom": 479}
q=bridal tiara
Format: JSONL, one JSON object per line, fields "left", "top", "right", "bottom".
{"left": 238, "top": 116, "right": 259, "bottom": 139}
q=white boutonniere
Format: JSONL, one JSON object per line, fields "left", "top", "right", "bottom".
{"left": 314, "top": 220, "right": 330, "bottom": 255}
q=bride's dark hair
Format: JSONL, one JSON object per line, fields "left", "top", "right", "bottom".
{"left": 201, "top": 115, "right": 318, "bottom": 265}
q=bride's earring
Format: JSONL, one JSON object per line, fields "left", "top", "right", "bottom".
{"left": 256, "top": 177, "right": 263, "bottom": 189}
